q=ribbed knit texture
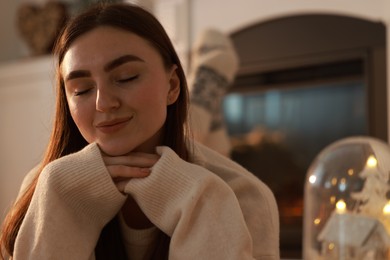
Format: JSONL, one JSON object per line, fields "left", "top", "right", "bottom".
{"left": 13, "top": 142, "right": 279, "bottom": 259}
{"left": 125, "top": 143, "right": 280, "bottom": 259}
{"left": 14, "top": 143, "right": 126, "bottom": 260}
{"left": 45, "top": 144, "right": 126, "bottom": 226}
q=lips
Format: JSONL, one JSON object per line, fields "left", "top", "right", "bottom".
{"left": 96, "top": 117, "right": 132, "bottom": 134}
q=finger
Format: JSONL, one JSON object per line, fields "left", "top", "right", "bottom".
{"left": 115, "top": 180, "right": 130, "bottom": 193}
{"left": 107, "top": 165, "right": 151, "bottom": 179}
{"left": 103, "top": 152, "right": 160, "bottom": 168}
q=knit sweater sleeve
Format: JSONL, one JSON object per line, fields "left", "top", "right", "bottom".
{"left": 13, "top": 143, "right": 127, "bottom": 260}
{"left": 124, "top": 146, "right": 258, "bottom": 259}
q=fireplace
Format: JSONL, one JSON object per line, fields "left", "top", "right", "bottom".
{"left": 224, "top": 14, "right": 387, "bottom": 258}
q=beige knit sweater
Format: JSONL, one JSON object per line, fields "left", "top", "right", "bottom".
{"left": 13, "top": 142, "right": 279, "bottom": 259}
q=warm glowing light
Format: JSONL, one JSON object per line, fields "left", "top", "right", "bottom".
{"left": 331, "top": 177, "right": 337, "bottom": 186}
{"left": 338, "top": 178, "right": 347, "bottom": 192}
{"left": 336, "top": 199, "right": 347, "bottom": 213}
{"left": 309, "top": 175, "right": 316, "bottom": 184}
{"left": 347, "top": 169, "right": 354, "bottom": 176}
{"left": 366, "top": 155, "right": 378, "bottom": 168}
{"left": 330, "top": 196, "right": 336, "bottom": 204}
{"left": 383, "top": 201, "right": 390, "bottom": 215}
{"left": 314, "top": 218, "right": 321, "bottom": 225}
{"left": 328, "top": 243, "right": 335, "bottom": 250}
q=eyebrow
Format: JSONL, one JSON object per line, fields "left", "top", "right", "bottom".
{"left": 104, "top": 54, "right": 145, "bottom": 72}
{"left": 65, "top": 70, "right": 91, "bottom": 81}
{"left": 64, "top": 55, "right": 145, "bottom": 82}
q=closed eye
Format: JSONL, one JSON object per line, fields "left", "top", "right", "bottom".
{"left": 74, "top": 89, "right": 91, "bottom": 96}
{"left": 116, "top": 75, "right": 139, "bottom": 83}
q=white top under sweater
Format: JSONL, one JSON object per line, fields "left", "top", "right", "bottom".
{"left": 13, "top": 141, "right": 280, "bottom": 259}
{"left": 118, "top": 213, "right": 159, "bottom": 260}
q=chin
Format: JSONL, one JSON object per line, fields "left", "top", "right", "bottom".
{"left": 98, "top": 142, "right": 136, "bottom": 156}
{"left": 95, "top": 132, "right": 162, "bottom": 156}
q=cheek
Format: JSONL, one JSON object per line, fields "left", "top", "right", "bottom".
{"left": 70, "top": 108, "right": 84, "bottom": 127}
{"left": 130, "top": 82, "right": 169, "bottom": 113}
{"left": 141, "top": 94, "right": 168, "bottom": 119}
{"left": 67, "top": 100, "right": 93, "bottom": 132}
{"left": 143, "top": 83, "right": 170, "bottom": 106}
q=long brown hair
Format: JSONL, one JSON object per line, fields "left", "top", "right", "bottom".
{"left": 0, "top": 3, "right": 190, "bottom": 259}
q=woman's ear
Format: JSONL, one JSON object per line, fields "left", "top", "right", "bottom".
{"left": 167, "top": 65, "right": 181, "bottom": 105}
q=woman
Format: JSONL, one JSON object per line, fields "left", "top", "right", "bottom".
{"left": 0, "top": 3, "right": 279, "bottom": 259}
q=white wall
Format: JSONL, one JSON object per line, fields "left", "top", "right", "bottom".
{"left": 0, "top": 56, "right": 55, "bottom": 220}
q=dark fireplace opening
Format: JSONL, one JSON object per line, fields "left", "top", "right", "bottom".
{"left": 224, "top": 59, "right": 367, "bottom": 258}
{"left": 235, "top": 59, "right": 363, "bottom": 87}
{"left": 227, "top": 14, "right": 387, "bottom": 259}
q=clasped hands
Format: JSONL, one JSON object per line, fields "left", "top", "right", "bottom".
{"left": 102, "top": 151, "right": 160, "bottom": 193}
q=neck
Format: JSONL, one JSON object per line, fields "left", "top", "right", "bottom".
{"left": 133, "top": 128, "right": 164, "bottom": 154}
{"left": 121, "top": 197, "right": 153, "bottom": 229}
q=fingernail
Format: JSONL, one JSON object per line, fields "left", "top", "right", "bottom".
{"left": 141, "top": 168, "right": 151, "bottom": 173}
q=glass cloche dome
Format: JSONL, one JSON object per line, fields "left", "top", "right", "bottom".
{"left": 303, "top": 136, "right": 390, "bottom": 260}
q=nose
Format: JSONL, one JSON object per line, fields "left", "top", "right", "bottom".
{"left": 96, "top": 87, "right": 120, "bottom": 112}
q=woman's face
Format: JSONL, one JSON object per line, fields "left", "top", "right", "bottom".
{"left": 61, "top": 26, "right": 180, "bottom": 156}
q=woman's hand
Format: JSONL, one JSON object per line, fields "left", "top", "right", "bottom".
{"left": 102, "top": 152, "right": 160, "bottom": 192}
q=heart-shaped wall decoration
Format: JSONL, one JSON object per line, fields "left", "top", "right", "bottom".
{"left": 17, "top": 2, "right": 68, "bottom": 56}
